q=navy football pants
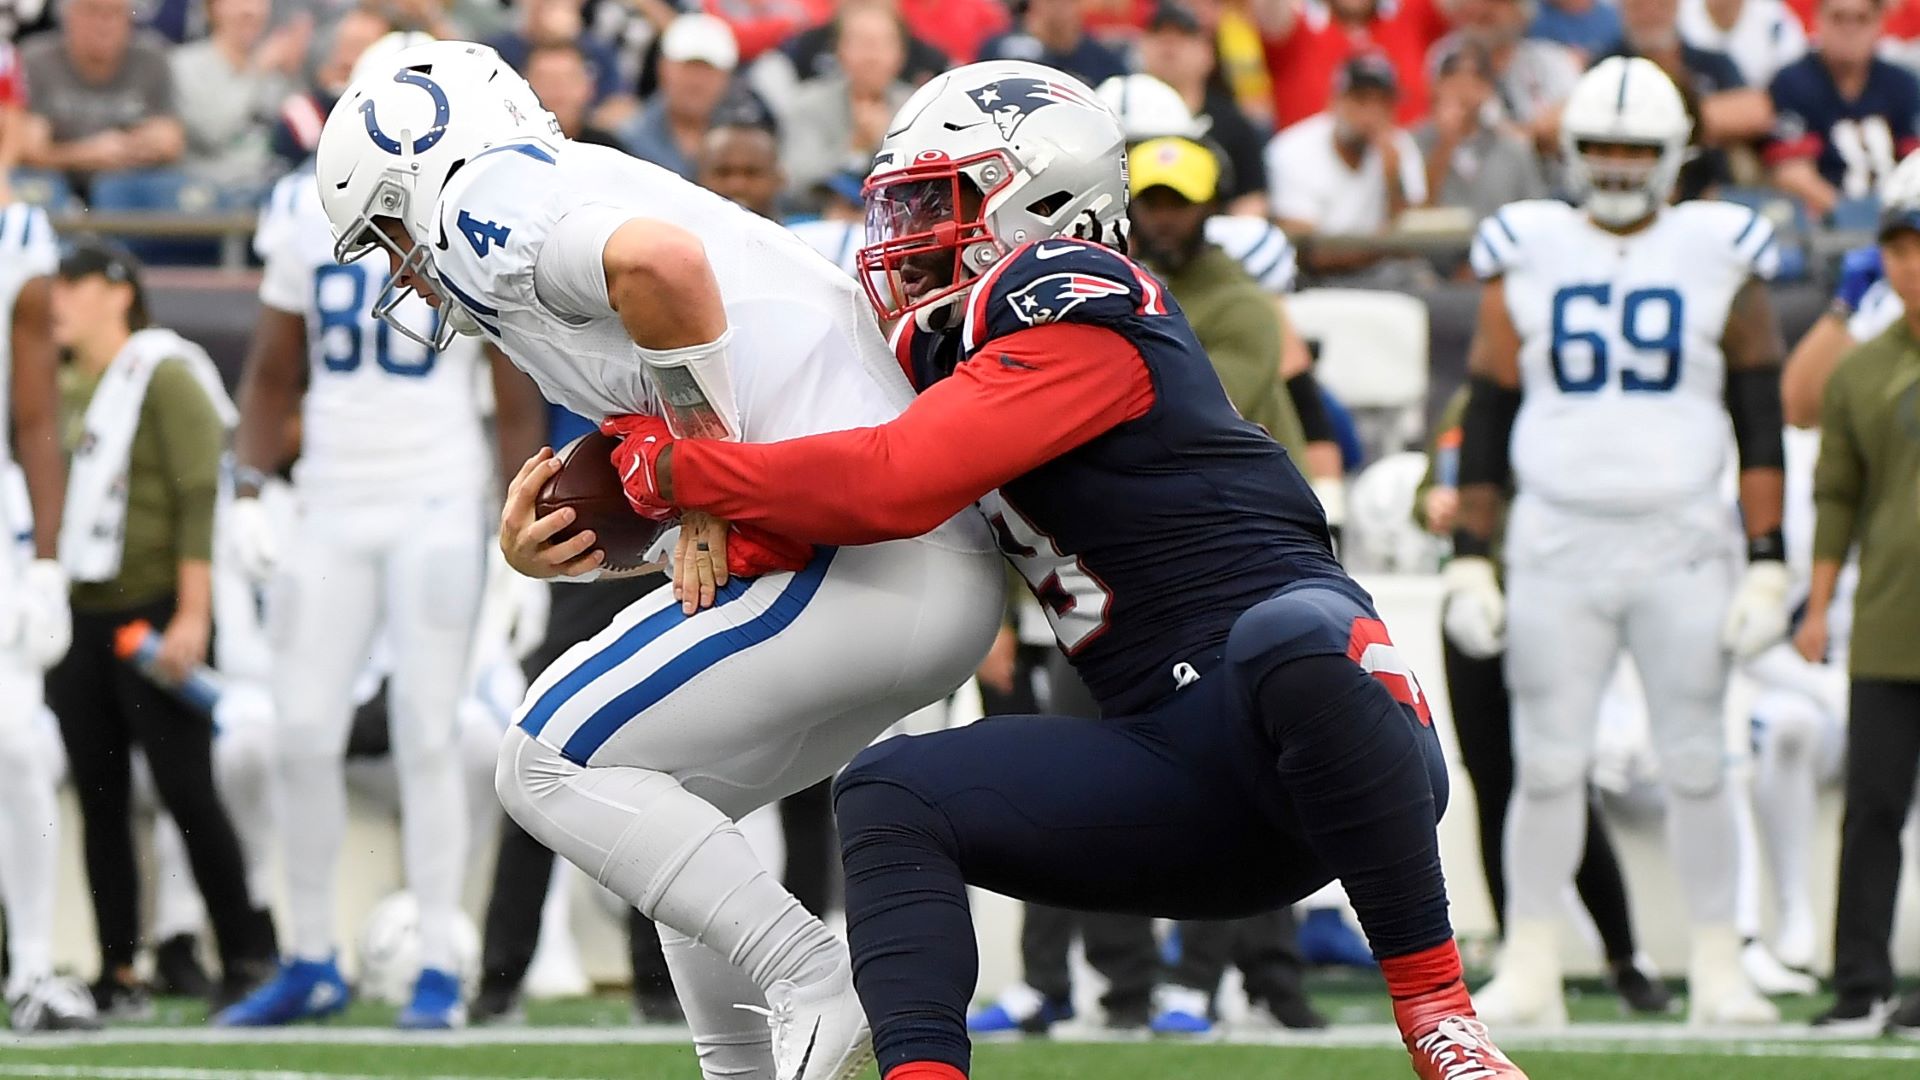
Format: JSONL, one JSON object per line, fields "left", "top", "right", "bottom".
{"left": 833, "top": 583, "right": 1453, "bottom": 1073}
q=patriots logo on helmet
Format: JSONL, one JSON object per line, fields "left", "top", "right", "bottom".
{"left": 969, "top": 77, "right": 1101, "bottom": 141}
{"left": 1005, "top": 271, "right": 1132, "bottom": 327}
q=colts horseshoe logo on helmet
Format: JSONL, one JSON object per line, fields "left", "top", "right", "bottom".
{"left": 360, "top": 69, "right": 452, "bottom": 156}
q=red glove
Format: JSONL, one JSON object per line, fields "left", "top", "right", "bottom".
{"left": 725, "top": 522, "right": 815, "bottom": 579}
{"left": 601, "top": 414, "right": 677, "bottom": 521}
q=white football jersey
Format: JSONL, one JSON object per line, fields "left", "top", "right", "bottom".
{"left": 0, "top": 203, "right": 58, "bottom": 477}
{"left": 1471, "top": 199, "right": 1778, "bottom": 512}
{"left": 257, "top": 169, "right": 489, "bottom": 501}
{"left": 429, "top": 141, "right": 932, "bottom": 442}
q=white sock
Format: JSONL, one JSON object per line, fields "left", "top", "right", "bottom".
{"left": 660, "top": 924, "right": 778, "bottom": 1080}
{"left": 394, "top": 739, "right": 467, "bottom": 973}
{"left": 0, "top": 716, "right": 59, "bottom": 994}
{"left": 277, "top": 748, "right": 347, "bottom": 961}
{"left": 1503, "top": 782, "right": 1588, "bottom": 923}
{"left": 497, "top": 729, "right": 841, "bottom": 993}
{"left": 1666, "top": 786, "right": 1741, "bottom": 926}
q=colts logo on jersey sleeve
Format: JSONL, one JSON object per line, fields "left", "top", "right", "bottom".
{"left": 970, "top": 77, "right": 1101, "bottom": 140}
{"left": 1005, "top": 271, "right": 1131, "bottom": 327}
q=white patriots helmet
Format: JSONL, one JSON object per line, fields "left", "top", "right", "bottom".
{"left": 858, "top": 60, "right": 1130, "bottom": 329}
{"left": 1559, "top": 56, "right": 1691, "bottom": 227}
{"left": 315, "top": 40, "right": 558, "bottom": 348}
{"left": 1096, "top": 73, "right": 1210, "bottom": 144}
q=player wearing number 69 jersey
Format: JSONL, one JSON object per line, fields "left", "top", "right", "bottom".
{"left": 215, "top": 35, "right": 502, "bottom": 1031}
{"left": 1448, "top": 56, "right": 1790, "bottom": 1028}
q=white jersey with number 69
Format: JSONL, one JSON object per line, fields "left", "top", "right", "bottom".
{"left": 1470, "top": 199, "right": 1778, "bottom": 513}
{"left": 256, "top": 168, "right": 489, "bottom": 501}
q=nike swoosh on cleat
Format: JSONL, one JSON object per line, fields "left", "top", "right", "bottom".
{"left": 786, "top": 1018, "right": 821, "bottom": 1080}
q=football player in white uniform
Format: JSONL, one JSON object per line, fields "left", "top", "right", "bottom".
{"left": 1446, "top": 56, "right": 1790, "bottom": 1026}
{"left": 0, "top": 203, "right": 98, "bottom": 1033}
{"left": 313, "top": 41, "right": 1002, "bottom": 1080}
{"left": 215, "top": 33, "right": 500, "bottom": 1032}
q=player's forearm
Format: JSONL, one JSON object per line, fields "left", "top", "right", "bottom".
{"left": 232, "top": 311, "right": 306, "bottom": 479}
{"left": 489, "top": 346, "right": 547, "bottom": 479}
{"left": 1804, "top": 558, "right": 1842, "bottom": 619}
{"left": 1737, "top": 468, "right": 1785, "bottom": 540}
{"left": 1781, "top": 314, "right": 1851, "bottom": 428}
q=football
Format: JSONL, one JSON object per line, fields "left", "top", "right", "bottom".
{"left": 534, "top": 430, "right": 669, "bottom": 573}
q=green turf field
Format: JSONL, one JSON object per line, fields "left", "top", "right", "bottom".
{"left": 4, "top": 990, "right": 1919, "bottom": 1080}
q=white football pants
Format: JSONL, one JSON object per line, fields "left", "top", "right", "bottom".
{"left": 269, "top": 489, "right": 487, "bottom": 971}
{"left": 498, "top": 537, "right": 1003, "bottom": 1080}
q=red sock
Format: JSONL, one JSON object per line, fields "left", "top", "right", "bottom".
{"left": 1380, "top": 940, "right": 1464, "bottom": 1001}
{"left": 886, "top": 1064, "right": 966, "bottom": 1080}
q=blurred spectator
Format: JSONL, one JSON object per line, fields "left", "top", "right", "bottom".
{"left": 170, "top": 0, "right": 305, "bottom": 195}
{"left": 979, "top": 0, "right": 1130, "bottom": 87}
{"left": 1137, "top": 2, "right": 1270, "bottom": 214}
{"left": 1413, "top": 44, "right": 1545, "bottom": 226}
{"left": 698, "top": 118, "right": 786, "bottom": 217}
{"left": 782, "top": 0, "right": 911, "bottom": 203}
{"left": 0, "top": 39, "right": 23, "bottom": 195}
{"left": 779, "top": 0, "right": 953, "bottom": 85}
{"left": 1265, "top": 54, "right": 1425, "bottom": 273}
{"left": 897, "top": 0, "right": 1013, "bottom": 62}
{"left": 1679, "top": 0, "right": 1807, "bottom": 87}
{"left": 487, "top": 0, "right": 634, "bottom": 126}
{"left": 1530, "top": 0, "right": 1624, "bottom": 59}
{"left": 1766, "top": 0, "right": 1920, "bottom": 218}
{"left": 1251, "top": 0, "right": 1431, "bottom": 130}
{"left": 376, "top": 0, "right": 468, "bottom": 37}
{"left": 1599, "top": 0, "right": 1773, "bottom": 146}
{"left": 270, "top": 7, "right": 390, "bottom": 168}
{"left": 698, "top": 0, "right": 834, "bottom": 62}
{"left": 622, "top": 13, "right": 738, "bottom": 179}
{"left": 1428, "top": 0, "right": 1580, "bottom": 146}
{"left": 526, "top": 42, "right": 625, "bottom": 147}
{"left": 1214, "top": 0, "right": 1278, "bottom": 128}
{"left": 18, "top": 0, "right": 183, "bottom": 200}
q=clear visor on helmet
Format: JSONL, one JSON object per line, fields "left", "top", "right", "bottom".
{"left": 1574, "top": 138, "right": 1666, "bottom": 194}
{"left": 855, "top": 152, "right": 1006, "bottom": 324}
{"left": 331, "top": 176, "right": 462, "bottom": 351}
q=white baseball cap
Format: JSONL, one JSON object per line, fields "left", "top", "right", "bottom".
{"left": 661, "top": 13, "right": 739, "bottom": 72}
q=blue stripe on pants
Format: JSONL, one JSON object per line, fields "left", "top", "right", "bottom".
{"left": 519, "top": 576, "right": 751, "bottom": 738}
{"left": 551, "top": 548, "right": 837, "bottom": 766}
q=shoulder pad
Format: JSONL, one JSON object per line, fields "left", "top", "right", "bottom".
{"left": 431, "top": 146, "right": 559, "bottom": 334}
{"left": 1675, "top": 199, "right": 1779, "bottom": 281}
{"left": 961, "top": 239, "right": 1165, "bottom": 352}
{"left": 1468, "top": 200, "right": 1570, "bottom": 281}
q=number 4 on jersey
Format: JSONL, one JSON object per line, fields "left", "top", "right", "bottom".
{"left": 456, "top": 210, "right": 511, "bottom": 257}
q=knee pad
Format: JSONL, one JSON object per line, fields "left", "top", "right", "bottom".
{"left": 1751, "top": 690, "right": 1823, "bottom": 761}
{"left": 1657, "top": 734, "right": 1727, "bottom": 798}
{"left": 1514, "top": 747, "right": 1589, "bottom": 799}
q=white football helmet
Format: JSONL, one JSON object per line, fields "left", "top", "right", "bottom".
{"left": 1559, "top": 56, "right": 1691, "bottom": 227}
{"left": 1096, "top": 73, "right": 1210, "bottom": 144}
{"left": 315, "top": 40, "right": 558, "bottom": 348}
{"left": 350, "top": 30, "right": 438, "bottom": 85}
{"left": 858, "top": 60, "right": 1130, "bottom": 328}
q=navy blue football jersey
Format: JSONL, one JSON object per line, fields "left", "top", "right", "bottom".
{"left": 1767, "top": 54, "right": 1920, "bottom": 195}
{"left": 903, "top": 238, "right": 1346, "bottom": 715}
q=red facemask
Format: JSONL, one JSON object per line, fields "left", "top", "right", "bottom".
{"left": 856, "top": 149, "right": 1012, "bottom": 324}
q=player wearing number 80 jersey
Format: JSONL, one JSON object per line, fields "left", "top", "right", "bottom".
{"left": 1450, "top": 56, "right": 1789, "bottom": 1029}
{"left": 214, "top": 155, "right": 493, "bottom": 1029}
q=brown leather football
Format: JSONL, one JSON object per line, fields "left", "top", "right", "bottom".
{"left": 534, "top": 431, "right": 668, "bottom": 573}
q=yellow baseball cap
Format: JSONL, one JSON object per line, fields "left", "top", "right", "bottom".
{"left": 1128, "top": 137, "right": 1220, "bottom": 204}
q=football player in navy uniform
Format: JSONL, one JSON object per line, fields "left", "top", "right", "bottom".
{"left": 596, "top": 61, "right": 1526, "bottom": 1080}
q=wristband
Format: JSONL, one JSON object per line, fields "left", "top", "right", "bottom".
{"left": 1747, "top": 528, "right": 1786, "bottom": 563}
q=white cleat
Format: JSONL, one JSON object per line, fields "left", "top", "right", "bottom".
{"left": 1472, "top": 921, "right": 1568, "bottom": 1030}
{"left": 1741, "top": 940, "right": 1818, "bottom": 997}
{"left": 1689, "top": 926, "right": 1780, "bottom": 1026}
{"left": 749, "top": 964, "right": 873, "bottom": 1080}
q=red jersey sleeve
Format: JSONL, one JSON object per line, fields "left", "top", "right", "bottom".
{"left": 0, "top": 43, "right": 23, "bottom": 109}
{"left": 669, "top": 321, "right": 1155, "bottom": 544}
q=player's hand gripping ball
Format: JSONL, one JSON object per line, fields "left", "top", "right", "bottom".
{"left": 534, "top": 431, "right": 672, "bottom": 573}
